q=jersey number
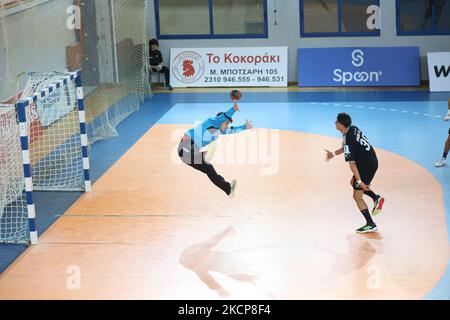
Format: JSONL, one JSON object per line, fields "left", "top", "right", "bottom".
{"left": 356, "top": 132, "right": 371, "bottom": 151}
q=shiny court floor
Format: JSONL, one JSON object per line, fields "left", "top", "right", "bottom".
{"left": 0, "top": 91, "right": 449, "bottom": 299}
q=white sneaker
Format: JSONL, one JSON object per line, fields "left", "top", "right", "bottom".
{"left": 228, "top": 180, "right": 237, "bottom": 198}
{"left": 444, "top": 112, "right": 450, "bottom": 121}
{"left": 435, "top": 157, "right": 446, "bottom": 167}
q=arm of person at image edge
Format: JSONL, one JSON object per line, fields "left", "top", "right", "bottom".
{"left": 325, "top": 128, "right": 371, "bottom": 192}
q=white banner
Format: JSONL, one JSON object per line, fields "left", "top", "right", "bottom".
{"left": 37, "top": 89, "right": 75, "bottom": 127}
{"left": 427, "top": 52, "right": 450, "bottom": 92}
{"left": 170, "top": 47, "right": 288, "bottom": 88}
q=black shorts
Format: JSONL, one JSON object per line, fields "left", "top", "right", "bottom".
{"left": 353, "top": 161, "right": 378, "bottom": 190}
{"left": 448, "top": 127, "right": 450, "bottom": 135}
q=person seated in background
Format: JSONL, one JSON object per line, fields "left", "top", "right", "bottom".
{"left": 149, "top": 38, "right": 172, "bottom": 90}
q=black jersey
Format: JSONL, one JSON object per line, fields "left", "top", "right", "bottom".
{"left": 343, "top": 126, "right": 378, "bottom": 168}
{"left": 149, "top": 49, "right": 163, "bottom": 66}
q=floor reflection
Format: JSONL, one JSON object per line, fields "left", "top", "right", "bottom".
{"left": 180, "top": 226, "right": 258, "bottom": 297}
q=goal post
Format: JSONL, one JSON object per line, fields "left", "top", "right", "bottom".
{"left": 0, "top": 70, "right": 91, "bottom": 244}
{"left": 0, "top": 105, "right": 31, "bottom": 244}
{"left": 16, "top": 70, "right": 92, "bottom": 193}
{"left": 75, "top": 71, "right": 92, "bottom": 193}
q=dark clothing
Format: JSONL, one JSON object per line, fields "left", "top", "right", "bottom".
{"left": 361, "top": 209, "right": 376, "bottom": 226}
{"left": 343, "top": 125, "right": 378, "bottom": 190}
{"left": 358, "top": 159, "right": 378, "bottom": 185}
{"left": 151, "top": 65, "right": 170, "bottom": 87}
{"left": 178, "top": 139, "right": 231, "bottom": 195}
{"left": 364, "top": 190, "right": 379, "bottom": 202}
{"left": 352, "top": 161, "right": 378, "bottom": 190}
{"left": 343, "top": 125, "right": 378, "bottom": 168}
{"left": 149, "top": 49, "right": 164, "bottom": 66}
{"left": 149, "top": 49, "right": 170, "bottom": 87}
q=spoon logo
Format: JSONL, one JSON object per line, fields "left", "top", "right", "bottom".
{"left": 333, "top": 49, "right": 382, "bottom": 85}
{"left": 352, "top": 49, "right": 365, "bottom": 67}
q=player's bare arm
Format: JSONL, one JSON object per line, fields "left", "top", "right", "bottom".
{"left": 325, "top": 147, "right": 344, "bottom": 162}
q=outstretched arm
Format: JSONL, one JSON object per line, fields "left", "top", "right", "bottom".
{"left": 222, "top": 120, "right": 254, "bottom": 135}
{"left": 325, "top": 147, "right": 344, "bottom": 162}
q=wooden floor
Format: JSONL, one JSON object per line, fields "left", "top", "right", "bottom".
{"left": 0, "top": 124, "right": 448, "bottom": 299}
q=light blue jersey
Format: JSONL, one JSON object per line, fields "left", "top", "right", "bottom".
{"left": 185, "top": 107, "right": 247, "bottom": 148}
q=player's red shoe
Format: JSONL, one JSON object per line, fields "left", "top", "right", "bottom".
{"left": 372, "top": 196, "right": 385, "bottom": 216}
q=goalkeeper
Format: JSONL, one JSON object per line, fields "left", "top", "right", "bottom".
{"left": 178, "top": 101, "right": 254, "bottom": 198}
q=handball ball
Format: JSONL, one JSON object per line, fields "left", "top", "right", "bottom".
{"left": 230, "top": 89, "right": 242, "bottom": 101}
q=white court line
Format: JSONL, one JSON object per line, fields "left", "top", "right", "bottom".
{"left": 315, "top": 102, "right": 444, "bottom": 121}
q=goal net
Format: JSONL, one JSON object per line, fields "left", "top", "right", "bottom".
{"left": 0, "top": 71, "right": 90, "bottom": 244}
{"left": 19, "top": 71, "right": 88, "bottom": 192}
{"left": 82, "top": 0, "right": 151, "bottom": 144}
{"left": 0, "top": 105, "right": 29, "bottom": 243}
{"left": 0, "top": 0, "right": 149, "bottom": 244}
{"left": 1, "top": 0, "right": 150, "bottom": 145}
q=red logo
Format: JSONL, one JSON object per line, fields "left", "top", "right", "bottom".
{"left": 183, "top": 60, "right": 196, "bottom": 78}
{"left": 173, "top": 51, "right": 205, "bottom": 84}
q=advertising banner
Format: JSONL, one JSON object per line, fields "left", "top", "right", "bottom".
{"left": 170, "top": 47, "right": 288, "bottom": 88}
{"left": 298, "top": 47, "right": 420, "bottom": 87}
{"left": 427, "top": 52, "right": 450, "bottom": 92}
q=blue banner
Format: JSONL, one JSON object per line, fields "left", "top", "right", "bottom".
{"left": 298, "top": 47, "right": 420, "bottom": 87}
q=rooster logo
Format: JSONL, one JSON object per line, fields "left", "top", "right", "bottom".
{"left": 173, "top": 51, "right": 205, "bottom": 84}
{"left": 183, "top": 59, "right": 196, "bottom": 78}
